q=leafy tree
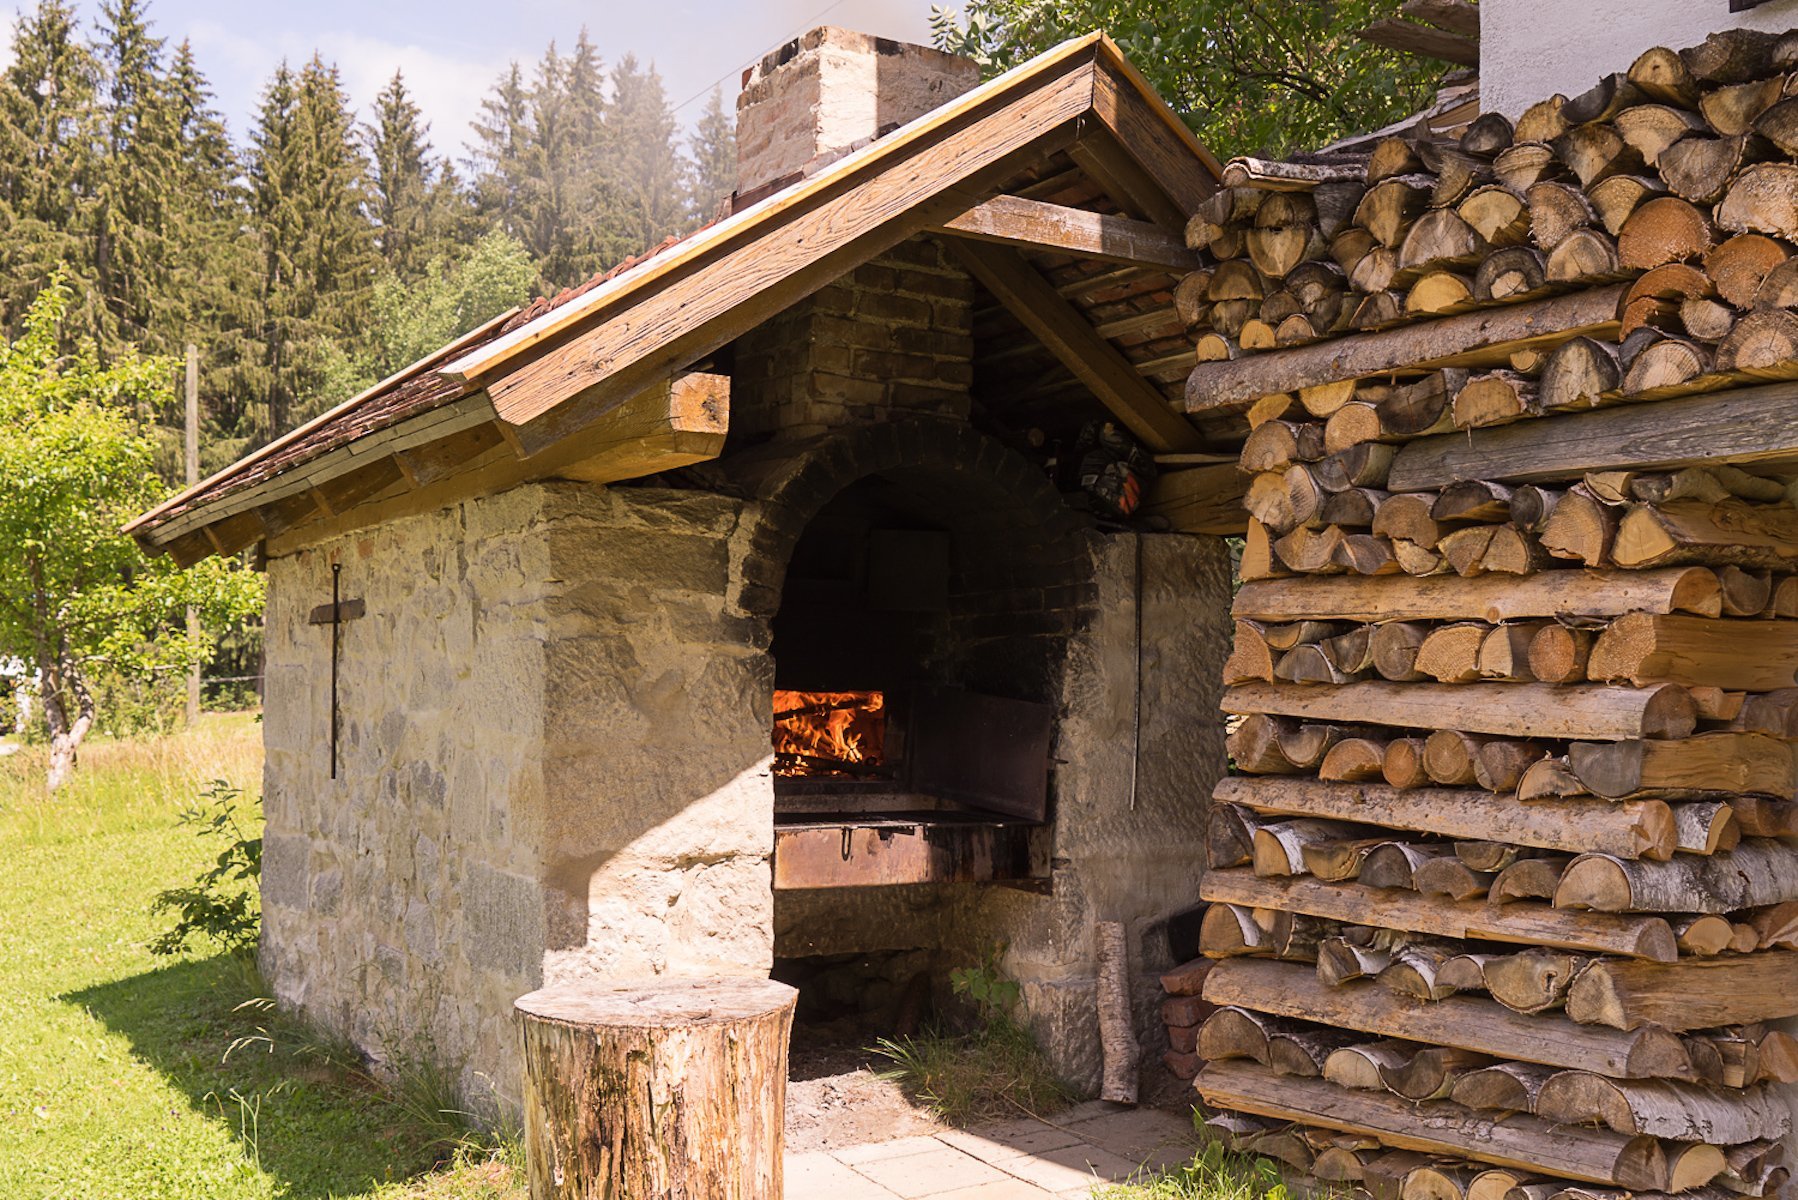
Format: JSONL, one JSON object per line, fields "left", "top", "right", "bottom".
{"left": 0, "top": 276, "right": 263, "bottom": 788}
{"left": 929, "top": 1, "right": 1441, "bottom": 158}
{"left": 688, "top": 84, "right": 735, "bottom": 221}
{"left": 366, "top": 229, "right": 536, "bottom": 378}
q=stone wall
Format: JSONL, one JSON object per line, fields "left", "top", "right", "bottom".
{"left": 731, "top": 239, "right": 975, "bottom": 439}
{"left": 260, "top": 481, "right": 773, "bottom": 1117}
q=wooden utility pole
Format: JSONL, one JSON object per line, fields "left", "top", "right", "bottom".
{"left": 185, "top": 344, "right": 200, "bottom": 727}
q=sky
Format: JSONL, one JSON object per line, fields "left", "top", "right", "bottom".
{"left": 0, "top": 0, "right": 945, "bottom": 154}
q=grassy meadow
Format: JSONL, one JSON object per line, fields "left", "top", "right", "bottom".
{"left": 0, "top": 714, "right": 523, "bottom": 1200}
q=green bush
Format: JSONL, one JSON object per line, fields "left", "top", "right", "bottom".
{"left": 150, "top": 780, "right": 262, "bottom": 957}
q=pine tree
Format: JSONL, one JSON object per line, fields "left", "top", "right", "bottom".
{"left": 165, "top": 38, "right": 257, "bottom": 472}
{"left": 688, "top": 84, "right": 735, "bottom": 222}
{"left": 93, "top": 0, "right": 181, "bottom": 355}
{"left": 365, "top": 70, "right": 437, "bottom": 278}
{"left": 244, "top": 56, "right": 377, "bottom": 436}
{"left": 601, "top": 55, "right": 688, "bottom": 264}
{"left": 0, "top": 0, "right": 100, "bottom": 337}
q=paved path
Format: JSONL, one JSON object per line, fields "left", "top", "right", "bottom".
{"left": 786, "top": 1102, "right": 1198, "bottom": 1199}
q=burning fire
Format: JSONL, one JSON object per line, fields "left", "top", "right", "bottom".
{"left": 773, "top": 690, "right": 886, "bottom": 778}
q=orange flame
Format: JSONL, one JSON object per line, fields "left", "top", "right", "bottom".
{"left": 773, "top": 690, "right": 886, "bottom": 778}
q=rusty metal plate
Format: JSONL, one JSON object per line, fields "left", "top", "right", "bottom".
{"left": 906, "top": 687, "right": 1054, "bottom": 822}
{"left": 772, "top": 818, "right": 1047, "bottom": 889}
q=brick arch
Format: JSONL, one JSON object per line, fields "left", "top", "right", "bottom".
{"left": 728, "top": 419, "right": 1095, "bottom": 624}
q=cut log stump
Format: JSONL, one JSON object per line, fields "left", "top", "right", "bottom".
{"left": 516, "top": 978, "right": 797, "bottom": 1200}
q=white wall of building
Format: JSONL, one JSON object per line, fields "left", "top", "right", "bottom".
{"left": 1481, "top": 0, "right": 1798, "bottom": 116}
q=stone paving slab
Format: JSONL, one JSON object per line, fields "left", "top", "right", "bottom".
{"left": 786, "top": 1104, "right": 1202, "bottom": 1200}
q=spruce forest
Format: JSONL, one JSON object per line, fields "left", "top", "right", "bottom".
{"left": 0, "top": 0, "right": 737, "bottom": 484}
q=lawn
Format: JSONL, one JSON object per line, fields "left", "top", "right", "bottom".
{"left": 0, "top": 714, "right": 524, "bottom": 1200}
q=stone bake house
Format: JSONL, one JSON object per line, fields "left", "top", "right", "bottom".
{"left": 128, "top": 28, "right": 1243, "bottom": 1112}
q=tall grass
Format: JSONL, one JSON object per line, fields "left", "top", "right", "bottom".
{"left": 0, "top": 711, "right": 262, "bottom": 846}
{"left": 1095, "top": 1138, "right": 1301, "bottom": 1200}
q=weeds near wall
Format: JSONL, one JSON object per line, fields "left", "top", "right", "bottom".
{"left": 150, "top": 780, "right": 262, "bottom": 957}
{"left": 1094, "top": 1137, "right": 1298, "bottom": 1200}
{"left": 871, "top": 945, "right": 1071, "bottom": 1124}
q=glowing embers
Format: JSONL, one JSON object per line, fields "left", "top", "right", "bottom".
{"left": 772, "top": 690, "right": 887, "bottom": 778}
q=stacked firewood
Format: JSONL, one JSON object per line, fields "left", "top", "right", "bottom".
{"left": 1179, "top": 27, "right": 1798, "bottom": 385}
{"left": 1191, "top": 28, "right": 1798, "bottom": 1200}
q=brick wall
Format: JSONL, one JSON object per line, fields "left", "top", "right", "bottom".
{"left": 732, "top": 237, "right": 975, "bottom": 438}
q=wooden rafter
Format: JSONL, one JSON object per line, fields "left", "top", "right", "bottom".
{"left": 950, "top": 238, "right": 1204, "bottom": 453}
{"left": 935, "top": 194, "right": 1198, "bottom": 271}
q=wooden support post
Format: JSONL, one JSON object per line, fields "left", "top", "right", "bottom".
{"left": 184, "top": 343, "right": 200, "bottom": 726}
{"left": 517, "top": 978, "right": 796, "bottom": 1200}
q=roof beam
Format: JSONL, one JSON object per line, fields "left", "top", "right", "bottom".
{"left": 935, "top": 194, "right": 1198, "bottom": 272}
{"left": 950, "top": 238, "right": 1204, "bottom": 453}
{"left": 1089, "top": 55, "right": 1220, "bottom": 217}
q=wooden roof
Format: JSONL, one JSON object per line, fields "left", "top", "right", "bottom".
{"left": 128, "top": 32, "right": 1223, "bottom": 564}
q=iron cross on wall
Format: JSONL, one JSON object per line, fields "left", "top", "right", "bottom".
{"left": 307, "top": 563, "right": 365, "bottom": 779}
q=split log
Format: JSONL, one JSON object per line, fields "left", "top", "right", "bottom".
{"left": 1492, "top": 856, "right": 1575, "bottom": 904}
{"left": 1479, "top": 623, "right": 1545, "bottom": 682}
{"left": 1381, "top": 1046, "right": 1491, "bottom": 1101}
{"left": 1240, "top": 419, "right": 1327, "bottom": 472}
{"left": 1454, "top": 371, "right": 1539, "bottom": 429}
{"left": 1231, "top": 572, "right": 1723, "bottom": 627}
{"left": 1319, "top": 738, "right": 1391, "bottom": 783}
{"left": 1510, "top": 486, "right": 1565, "bottom": 533}
{"left": 516, "top": 979, "right": 795, "bottom": 1200}
{"left": 1568, "top": 732, "right": 1793, "bottom": 799}
{"left": 1423, "top": 729, "right": 1490, "bottom": 785}
{"left": 1321, "top": 487, "right": 1388, "bottom": 527}
{"left": 1317, "top": 935, "right": 1392, "bottom": 986}
{"left": 1548, "top": 227, "right": 1621, "bottom": 282}
{"left": 1495, "top": 141, "right": 1565, "bottom": 191}
{"left": 1618, "top": 195, "right": 1716, "bottom": 266}
{"left": 1451, "top": 1062, "right": 1556, "bottom": 1115}
{"left": 1474, "top": 245, "right": 1550, "bottom": 302}
{"left": 1202, "top": 869, "right": 1677, "bottom": 962}
{"left": 1208, "top": 804, "right": 1256, "bottom": 870}
{"left": 1622, "top": 337, "right": 1712, "bottom": 393}
{"left": 1536, "top": 1074, "right": 1790, "bottom": 1143}
{"left": 1373, "top": 494, "right": 1444, "bottom": 549}
{"left": 1540, "top": 485, "right": 1616, "bottom": 566}
{"left": 1325, "top": 1039, "right": 1416, "bottom": 1092}
{"left": 1733, "top": 796, "right": 1798, "bottom": 840}
{"left": 1383, "top": 737, "right": 1433, "bottom": 789}
{"left": 1516, "top": 758, "right": 1588, "bottom": 803}
{"left": 1474, "top": 739, "right": 1549, "bottom": 792}
{"left": 1673, "top": 914, "right": 1737, "bottom": 956}
{"left": 1755, "top": 257, "right": 1798, "bottom": 306}
{"left": 1416, "top": 624, "right": 1490, "bottom": 682}
{"left": 1370, "top": 620, "right": 1431, "bottom": 681}
{"left": 1197, "top": 1060, "right": 1670, "bottom": 1190}
{"left": 1716, "top": 308, "right": 1798, "bottom": 372}
{"left": 1588, "top": 175, "right": 1667, "bottom": 236}
{"left": 1589, "top": 615, "right": 1798, "bottom": 692}
{"left": 1360, "top": 842, "right": 1454, "bottom": 889}
{"left": 1314, "top": 443, "right": 1398, "bottom": 491}
{"left": 1184, "top": 286, "right": 1628, "bottom": 416}
{"left": 1540, "top": 337, "right": 1620, "bottom": 411}
{"left": 1673, "top": 802, "right": 1742, "bottom": 855}
{"left": 1717, "top": 163, "right": 1798, "bottom": 241}
{"left": 1706, "top": 234, "right": 1791, "bottom": 309}
{"left": 1413, "top": 856, "right": 1496, "bottom": 901}
{"left": 1223, "top": 680, "right": 1697, "bottom": 741}
{"left": 1268, "top": 1025, "right": 1362, "bottom": 1078}
{"left": 1557, "top": 844, "right": 1798, "bottom": 914}
{"left": 1529, "top": 181, "right": 1596, "bottom": 251}
{"left": 1199, "top": 1005, "right": 1273, "bottom": 1064}
{"left": 1614, "top": 500, "right": 1798, "bottom": 571}
{"left": 1460, "top": 185, "right": 1530, "bottom": 247}
{"left": 1484, "top": 948, "right": 1589, "bottom": 1015}
{"left": 1357, "top": 176, "right": 1433, "bottom": 248}
{"left": 1527, "top": 625, "right": 1592, "bottom": 685}
{"left": 1615, "top": 104, "right": 1706, "bottom": 165}
{"left": 1225, "top": 713, "right": 1299, "bottom": 774}
{"left": 1253, "top": 818, "right": 1364, "bottom": 877}
{"left": 1408, "top": 271, "right": 1475, "bottom": 316}
{"left": 1273, "top": 525, "right": 1348, "bottom": 574}
{"left": 1567, "top": 952, "right": 1798, "bottom": 1031}
{"left": 1661, "top": 136, "right": 1765, "bottom": 208}
{"left": 1224, "top": 623, "right": 1279, "bottom": 688}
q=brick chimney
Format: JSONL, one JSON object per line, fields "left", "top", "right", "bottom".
{"left": 735, "top": 27, "right": 980, "bottom": 202}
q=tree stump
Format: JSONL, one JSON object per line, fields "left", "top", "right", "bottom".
{"left": 515, "top": 977, "right": 797, "bottom": 1200}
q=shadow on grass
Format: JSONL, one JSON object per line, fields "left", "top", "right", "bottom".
{"left": 66, "top": 952, "right": 481, "bottom": 1199}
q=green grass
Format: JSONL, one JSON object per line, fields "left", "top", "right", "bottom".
{"left": 871, "top": 1017, "right": 1074, "bottom": 1126}
{"left": 1094, "top": 1138, "right": 1300, "bottom": 1200}
{"left": 0, "top": 714, "right": 525, "bottom": 1199}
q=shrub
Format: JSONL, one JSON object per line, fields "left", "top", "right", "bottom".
{"left": 150, "top": 780, "right": 262, "bottom": 957}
